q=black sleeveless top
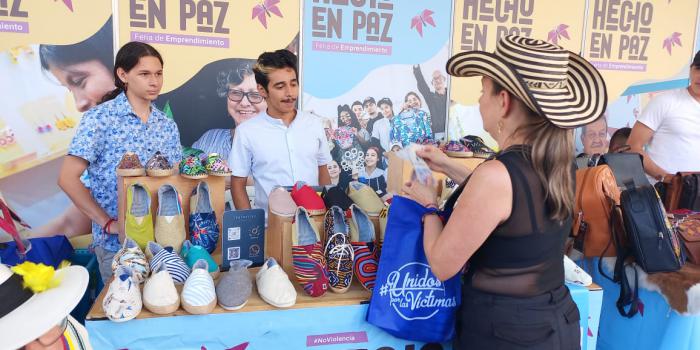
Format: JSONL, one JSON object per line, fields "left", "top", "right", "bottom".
{"left": 457, "top": 145, "right": 572, "bottom": 297}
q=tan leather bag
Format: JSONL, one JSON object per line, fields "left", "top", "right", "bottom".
{"left": 676, "top": 215, "right": 700, "bottom": 265}
{"left": 573, "top": 165, "right": 623, "bottom": 257}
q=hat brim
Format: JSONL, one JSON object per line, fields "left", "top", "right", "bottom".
{"left": 446, "top": 50, "right": 607, "bottom": 129}
{"left": 0, "top": 266, "right": 88, "bottom": 349}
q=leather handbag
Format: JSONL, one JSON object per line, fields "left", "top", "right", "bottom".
{"left": 572, "top": 165, "right": 623, "bottom": 257}
{"left": 679, "top": 174, "right": 700, "bottom": 211}
{"left": 658, "top": 172, "right": 700, "bottom": 211}
{"left": 675, "top": 215, "right": 700, "bottom": 265}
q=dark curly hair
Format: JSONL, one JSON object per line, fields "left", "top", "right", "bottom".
{"left": 253, "top": 49, "right": 298, "bottom": 92}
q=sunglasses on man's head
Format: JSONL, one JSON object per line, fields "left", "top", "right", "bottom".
{"left": 227, "top": 89, "right": 263, "bottom": 104}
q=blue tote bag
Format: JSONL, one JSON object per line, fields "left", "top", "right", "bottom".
{"left": 366, "top": 195, "right": 461, "bottom": 343}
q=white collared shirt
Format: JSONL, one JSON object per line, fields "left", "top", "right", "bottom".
{"left": 229, "top": 110, "right": 332, "bottom": 215}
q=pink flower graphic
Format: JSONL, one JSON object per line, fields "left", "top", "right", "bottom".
{"left": 547, "top": 24, "right": 570, "bottom": 45}
{"left": 410, "top": 9, "right": 436, "bottom": 37}
{"left": 227, "top": 343, "right": 249, "bottom": 350}
{"left": 662, "top": 32, "right": 682, "bottom": 55}
{"left": 252, "top": 0, "right": 283, "bottom": 29}
{"left": 53, "top": 0, "right": 73, "bottom": 11}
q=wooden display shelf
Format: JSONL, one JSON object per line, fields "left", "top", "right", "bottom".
{"left": 266, "top": 211, "right": 381, "bottom": 278}
{"left": 117, "top": 174, "right": 225, "bottom": 254}
{"left": 86, "top": 266, "right": 372, "bottom": 320}
{"left": 86, "top": 272, "right": 601, "bottom": 321}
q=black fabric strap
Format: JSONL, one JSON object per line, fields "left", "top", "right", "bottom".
{"left": 0, "top": 273, "right": 34, "bottom": 318}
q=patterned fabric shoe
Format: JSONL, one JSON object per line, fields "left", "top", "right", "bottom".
{"left": 205, "top": 153, "right": 231, "bottom": 176}
{"left": 117, "top": 151, "right": 146, "bottom": 177}
{"left": 146, "top": 151, "right": 175, "bottom": 177}
{"left": 323, "top": 206, "right": 354, "bottom": 293}
{"left": 181, "top": 259, "right": 217, "bottom": 315}
{"left": 189, "top": 181, "right": 219, "bottom": 253}
{"left": 148, "top": 241, "right": 190, "bottom": 284}
{"left": 103, "top": 265, "right": 142, "bottom": 322}
{"left": 441, "top": 141, "right": 473, "bottom": 158}
{"left": 459, "top": 135, "right": 496, "bottom": 159}
{"left": 415, "top": 136, "right": 439, "bottom": 147}
{"left": 179, "top": 155, "right": 208, "bottom": 179}
{"left": 348, "top": 204, "right": 378, "bottom": 292}
{"left": 111, "top": 238, "right": 149, "bottom": 284}
{"left": 291, "top": 207, "right": 329, "bottom": 297}
{"left": 439, "top": 177, "right": 459, "bottom": 206}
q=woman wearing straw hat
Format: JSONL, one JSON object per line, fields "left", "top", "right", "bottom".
{"left": 403, "top": 35, "right": 607, "bottom": 349}
{"left": 0, "top": 262, "right": 91, "bottom": 349}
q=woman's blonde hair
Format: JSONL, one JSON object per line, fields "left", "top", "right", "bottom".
{"left": 493, "top": 82, "right": 575, "bottom": 222}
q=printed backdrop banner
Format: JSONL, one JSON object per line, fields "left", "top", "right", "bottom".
{"left": 583, "top": 0, "right": 699, "bottom": 101}
{"left": 302, "top": 0, "right": 452, "bottom": 192}
{"left": 0, "top": 0, "right": 112, "bottom": 227}
{"left": 117, "top": 0, "right": 300, "bottom": 146}
{"left": 447, "top": 0, "right": 588, "bottom": 147}
{"left": 575, "top": 0, "right": 699, "bottom": 156}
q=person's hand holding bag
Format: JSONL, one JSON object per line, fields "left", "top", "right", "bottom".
{"left": 402, "top": 174, "right": 438, "bottom": 209}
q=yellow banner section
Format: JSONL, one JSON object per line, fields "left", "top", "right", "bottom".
{"left": 450, "top": 0, "right": 587, "bottom": 106}
{"left": 0, "top": 0, "right": 111, "bottom": 50}
{"left": 117, "top": 0, "right": 300, "bottom": 93}
{"left": 583, "top": 0, "right": 699, "bottom": 99}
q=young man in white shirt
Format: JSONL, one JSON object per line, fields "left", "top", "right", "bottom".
{"left": 628, "top": 50, "right": 700, "bottom": 183}
{"left": 229, "top": 50, "right": 332, "bottom": 215}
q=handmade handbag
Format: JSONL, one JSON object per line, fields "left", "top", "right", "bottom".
{"left": 675, "top": 215, "right": 700, "bottom": 265}
{"left": 679, "top": 174, "right": 700, "bottom": 211}
{"left": 572, "top": 165, "right": 622, "bottom": 257}
{"left": 366, "top": 195, "right": 460, "bottom": 343}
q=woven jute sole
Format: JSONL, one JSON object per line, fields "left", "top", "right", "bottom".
{"left": 306, "top": 208, "right": 327, "bottom": 216}
{"left": 181, "top": 297, "right": 216, "bottom": 315}
{"left": 208, "top": 170, "right": 231, "bottom": 177}
{"left": 143, "top": 300, "right": 179, "bottom": 315}
{"left": 180, "top": 173, "right": 208, "bottom": 179}
{"left": 445, "top": 151, "right": 474, "bottom": 158}
{"left": 147, "top": 168, "right": 175, "bottom": 177}
{"left": 117, "top": 168, "right": 146, "bottom": 177}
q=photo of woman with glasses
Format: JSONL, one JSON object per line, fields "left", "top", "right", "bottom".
{"left": 192, "top": 58, "right": 267, "bottom": 160}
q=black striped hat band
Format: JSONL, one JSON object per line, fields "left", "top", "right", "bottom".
{"left": 446, "top": 35, "right": 608, "bottom": 129}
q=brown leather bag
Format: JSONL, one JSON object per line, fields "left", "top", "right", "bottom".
{"left": 662, "top": 172, "right": 700, "bottom": 211}
{"left": 573, "top": 165, "right": 623, "bottom": 257}
{"left": 677, "top": 216, "right": 700, "bottom": 265}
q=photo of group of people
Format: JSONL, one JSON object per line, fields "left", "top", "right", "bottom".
{"left": 307, "top": 62, "right": 449, "bottom": 199}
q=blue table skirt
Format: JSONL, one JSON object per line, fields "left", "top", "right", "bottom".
{"left": 86, "top": 284, "right": 595, "bottom": 350}
{"left": 579, "top": 258, "right": 700, "bottom": 350}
